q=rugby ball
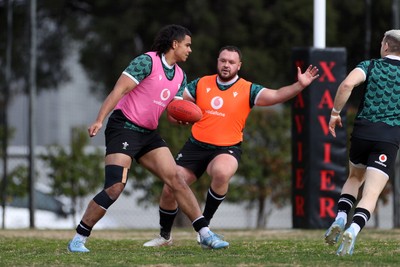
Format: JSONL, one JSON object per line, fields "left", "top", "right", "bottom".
{"left": 167, "top": 100, "right": 202, "bottom": 123}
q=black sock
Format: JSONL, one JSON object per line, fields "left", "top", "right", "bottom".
{"left": 337, "top": 194, "right": 356, "bottom": 214}
{"left": 352, "top": 207, "right": 371, "bottom": 231}
{"left": 159, "top": 207, "right": 178, "bottom": 239}
{"left": 76, "top": 221, "right": 92, "bottom": 237}
{"left": 203, "top": 188, "right": 226, "bottom": 224}
{"left": 192, "top": 216, "right": 208, "bottom": 232}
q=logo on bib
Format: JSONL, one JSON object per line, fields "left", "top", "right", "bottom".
{"left": 160, "top": 88, "right": 171, "bottom": 101}
{"left": 211, "top": 96, "right": 223, "bottom": 110}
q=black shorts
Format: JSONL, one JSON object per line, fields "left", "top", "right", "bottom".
{"left": 176, "top": 138, "right": 242, "bottom": 179}
{"left": 105, "top": 110, "right": 167, "bottom": 162}
{"left": 349, "top": 136, "right": 399, "bottom": 177}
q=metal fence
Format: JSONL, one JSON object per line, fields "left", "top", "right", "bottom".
{"left": 0, "top": 146, "right": 395, "bottom": 230}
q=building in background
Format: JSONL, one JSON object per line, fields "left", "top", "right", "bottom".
{"left": 8, "top": 49, "right": 104, "bottom": 147}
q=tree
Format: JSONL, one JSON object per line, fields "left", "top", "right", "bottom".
{"left": 1, "top": 0, "right": 394, "bottom": 99}
{"left": 0, "top": 126, "right": 63, "bottom": 228}
{"left": 21, "top": 0, "right": 316, "bottom": 98}
{"left": 232, "top": 107, "right": 292, "bottom": 228}
{"left": 328, "top": 0, "right": 392, "bottom": 107}
{"left": 40, "top": 127, "right": 104, "bottom": 225}
{"left": 0, "top": 0, "right": 74, "bottom": 95}
{"left": 0, "top": 125, "right": 18, "bottom": 228}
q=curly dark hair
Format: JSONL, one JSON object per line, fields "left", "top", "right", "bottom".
{"left": 151, "top": 24, "right": 192, "bottom": 56}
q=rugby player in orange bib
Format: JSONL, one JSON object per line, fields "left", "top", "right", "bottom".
{"left": 144, "top": 45, "right": 319, "bottom": 247}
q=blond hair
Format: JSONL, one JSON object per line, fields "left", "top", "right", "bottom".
{"left": 384, "top": 30, "right": 400, "bottom": 53}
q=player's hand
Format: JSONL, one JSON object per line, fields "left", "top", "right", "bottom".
{"left": 88, "top": 122, "right": 102, "bottom": 137}
{"left": 328, "top": 115, "right": 342, "bottom": 138}
{"left": 167, "top": 114, "right": 190, "bottom": 126}
{"left": 177, "top": 121, "right": 189, "bottom": 125}
{"left": 298, "top": 65, "right": 319, "bottom": 88}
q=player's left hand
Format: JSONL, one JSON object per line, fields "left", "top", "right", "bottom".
{"left": 297, "top": 65, "right": 319, "bottom": 87}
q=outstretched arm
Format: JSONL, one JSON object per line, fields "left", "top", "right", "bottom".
{"left": 255, "top": 65, "right": 319, "bottom": 106}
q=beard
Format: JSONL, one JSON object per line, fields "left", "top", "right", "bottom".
{"left": 217, "top": 69, "right": 237, "bottom": 82}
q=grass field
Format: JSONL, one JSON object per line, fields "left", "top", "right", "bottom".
{"left": 1, "top": 228, "right": 399, "bottom": 266}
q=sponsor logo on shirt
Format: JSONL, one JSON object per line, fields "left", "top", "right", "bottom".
{"left": 374, "top": 154, "right": 387, "bottom": 167}
{"left": 153, "top": 88, "right": 171, "bottom": 107}
{"left": 205, "top": 96, "right": 226, "bottom": 117}
{"left": 160, "top": 88, "right": 171, "bottom": 101}
{"left": 211, "top": 96, "right": 223, "bottom": 109}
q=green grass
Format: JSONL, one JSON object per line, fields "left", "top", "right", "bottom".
{"left": 1, "top": 229, "right": 399, "bottom": 266}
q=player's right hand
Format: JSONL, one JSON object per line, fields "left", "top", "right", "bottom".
{"left": 328, "top": 115, "right": 342, "bottom": 138}
{"left": 88, "top": 122, "right": 102, "bottom": 137}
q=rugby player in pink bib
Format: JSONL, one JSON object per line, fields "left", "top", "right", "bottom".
{"left": 67, "top": 24, "right": 229, "bottom": 253}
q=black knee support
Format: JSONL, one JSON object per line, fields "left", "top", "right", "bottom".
{"left": 104, "top": 165, "right": 129, "bottom": 189}
{"left": 93, "top": 190, "right": 115, "bottom": 210}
